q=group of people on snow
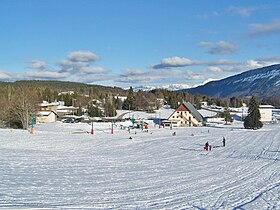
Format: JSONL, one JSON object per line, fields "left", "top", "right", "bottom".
{"left": 204, "top": 137, "right": 226, "bottom": 151}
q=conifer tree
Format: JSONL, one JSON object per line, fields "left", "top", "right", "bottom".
{"left": 224, "top": 107, "right": 233, "bottom": 124}
{"left": 194, "top": 94, "right": 202, "bottom": 109}
{"left": 88, "top": 105, "right": 102, "bottom": 117}
{"left": 123, "top": 86, "right": 134, "bottom": 110}
{"left": 244, "top": 95, "right": 263, "bottom": 129}
{"left": 76, "top": 105, "right": 83, "bottom": 116}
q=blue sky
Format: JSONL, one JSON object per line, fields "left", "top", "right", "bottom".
{"left": 0, "top": 0, "right": 280, "bottom": 89}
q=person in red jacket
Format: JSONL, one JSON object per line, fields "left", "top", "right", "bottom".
{"left": 204, "top": 142, "right": 209, "bottom": 151}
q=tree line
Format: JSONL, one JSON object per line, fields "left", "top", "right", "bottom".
{"left": 0, "top": 80, "right": 278, "bottom": 129}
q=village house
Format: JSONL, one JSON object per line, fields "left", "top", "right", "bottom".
{"left": 259, "top": 105, "right": 274, "bottom": 122}
{"left": 36, "top": 111, "right": 58, "bottom": 123}
{"left": 162, "top": 102, "right": 203, "bottom": 127}
{"left": 35, "top": 101, "right": 58, "bottom": 111}
{"left": 35, "top": 101, "right": 79, "bottom": 121}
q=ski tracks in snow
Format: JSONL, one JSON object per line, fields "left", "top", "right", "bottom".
{"left": 0, "top": 123, "right": 279, "bottom": 209}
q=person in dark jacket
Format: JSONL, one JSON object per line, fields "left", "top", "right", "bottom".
{"left": 223, "top": 137, "right": 226, "bottom": 147}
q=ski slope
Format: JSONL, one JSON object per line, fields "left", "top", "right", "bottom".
{"left": 0, "top": 121, "right": 279, "bottom": 209}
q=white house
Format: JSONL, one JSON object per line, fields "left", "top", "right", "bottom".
{"left": 114, "top": 96, "right": 127, "bottom": 102}
{"left": 201, "top": 101, "right": 208, "bottom": 107}
{"left": 162, "top": 102, "right": 203, "bottom": 127}
{"left": 36, "top": 111, "right": 57, "bottom": 123}
{"left": 259, "top": 105, "right": 274, "bottom": 122}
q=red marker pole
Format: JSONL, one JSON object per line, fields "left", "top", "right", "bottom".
{"left": 91, "top": 122, "right": 94, "bottom": 135}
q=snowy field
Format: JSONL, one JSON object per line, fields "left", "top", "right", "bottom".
{"left": 0, "top": 121, "right": 279, "bottom": 209}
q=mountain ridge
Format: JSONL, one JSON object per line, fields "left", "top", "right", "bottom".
{"left": 181, "top": 64, "right": 280, "bottom": 98}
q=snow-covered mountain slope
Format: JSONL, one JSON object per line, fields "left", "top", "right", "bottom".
{"left": 0, "top": 122, "right": 279, "bottom": 209}
{"left": 183, "top": 64, "right": 280, "bottom": 98}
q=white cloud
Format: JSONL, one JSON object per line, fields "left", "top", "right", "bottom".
{"left": 115, "top": 68, "right": 188, "bottom": 85}
{"left": 25, "top": 70, "right": 69, "bottom": 80}
{"left": 67, "top": 51, "right": 99, "bottom": 62}
{"left": 245, "top": 59, "right": 279, "bottom": 69}
{"left": 122, "top": 68, "right": 146, "bottom": 76}
{"left": 29, "top": 60, "right": 48, "bottom": 70}
{"left": 245, "top": 59, "right": 265, "bottom": 68}
{"left": 80, "top": 66, "right": 107, "bottom": 74}
{"left": 151, "top": 57, "right": 198, "bottom": 69}
{"left": 66, "top": 74, "right": 115, "bottom": 84}
{"left": 0, "top": 71, "right": 12, "bottom": 80}
{"left": 57, "top": 60, "right": 85, "bottom": 73}
{"left": 199, "top": 41, "right": 237, "bottom": 54}
{"left": 116, "top": 68, "right": 154, "bottom": 83}
{"left": 151, "top": 56, "right": 239, "bottom": 69}
{"left": 228, "top": 6, "right": 257, "bottom": 17}
{"left": 255, "top": 56, "right": 280, "bottom": 62}
{"left": 197, "top": 11, "right": 220, "bottom": 20}
{"left": 184, "top": 70, "right": 205, "bottom": 80}
{"left": 162, "top": 57, "right": 194, "bottom": 66}
{"left": 200, "top": 59, "right": 239, "bottom": 67}
{"left": 207, "top": 66, "right": 222, "bottom": 72}
{"left": 249, "top": 19, "right": 280, "bottom": 36}
{"left": 57, "top": 51, "right": 107, "bottom": 76}
{"left": 20, "top": 50, "right": 108, "bottom": 81}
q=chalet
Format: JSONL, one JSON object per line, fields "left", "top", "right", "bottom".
{"left": 35, "top": 102, "right": 58, "bottom": 111}
{"left": 56, "top": 105, "right": 78, "bottom": 118}
{"left": 162, "top": 102, "right": 203, "bottom": 127}
{"left": 36, "top": 101, "right": 78, "bottom": 119}
{"left": 36, "top": 111, "right": 57, "bottom": 123}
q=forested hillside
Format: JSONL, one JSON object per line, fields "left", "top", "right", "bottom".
{"left": 0, "top": 80, "right": 127, "bottom": 96}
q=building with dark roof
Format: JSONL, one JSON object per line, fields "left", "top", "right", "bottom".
{"left": 162, "top": 102, "right": 203, "bottom": 127}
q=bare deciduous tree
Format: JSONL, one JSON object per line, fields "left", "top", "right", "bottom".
{"left": 9, "top": 87, "right": 39, "bottom": 130}
{"left": 0, "top": 89, "right": 9, "bottom": 128}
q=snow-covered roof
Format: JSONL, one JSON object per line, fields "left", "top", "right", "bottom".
{"left": 38, "top": 101, "right": 64, "bottom": 107}
{"left": 198, "top": 109, "right": 217, "bottom": 118}
{"left": 57, "top": 105, "right": 78, "bottom": 110}
{"left": 37, "top": 111, "right": 57, "bottom": 116}
{"left": 259, "top": 105, "right": 274, "bottom": 109}
{"left": 183, "top": 102, "right": 203, "bottom": 122}
{"left": 116, "top": 107, "right": 174, "bottom": 120}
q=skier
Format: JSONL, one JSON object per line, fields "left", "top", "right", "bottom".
{"left": 223, "top": 137, "right": 226, "bottom": 147}
{"left": 204, "top": 142, "right": 209, "bottom": 151}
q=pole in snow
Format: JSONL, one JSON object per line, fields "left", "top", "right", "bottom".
{"left": 30, "top": 115, "right": 35, "bottom": 134}
{"left": 91, "top": 122, "right": 94, "bottom": 135}
{"left": 111, "top": 120, "right": 114, "bottom": 134}
{"left": 158, "top": 111, "right": 161, "bottom": 128}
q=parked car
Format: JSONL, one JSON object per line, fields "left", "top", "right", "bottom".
{"left": 62, "top": 118, "right": 75, "bottom": 123}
